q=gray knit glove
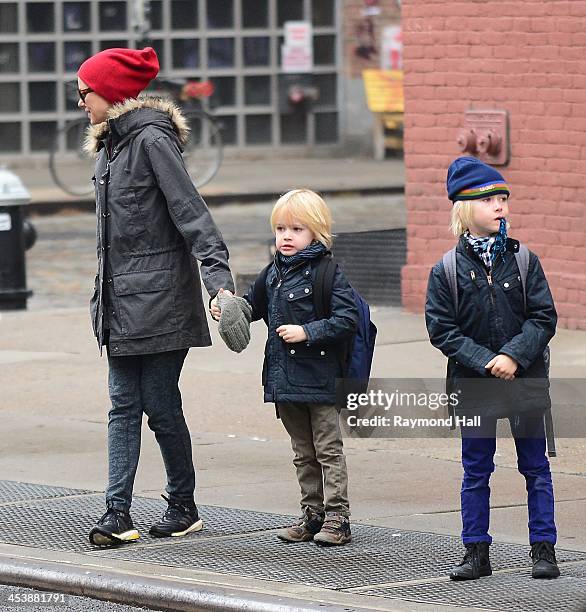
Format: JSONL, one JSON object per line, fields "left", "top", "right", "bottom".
{"left": 217, "top": 292, "right": 253, "bottom": 353}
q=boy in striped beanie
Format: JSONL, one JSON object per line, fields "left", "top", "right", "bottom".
{"left": 425, "top": 156, "right": 560, "bottom": 581}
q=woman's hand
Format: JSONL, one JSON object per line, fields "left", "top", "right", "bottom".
{"left": 276, "top": 324, "right": 307, "bottom": 343}
{"left": 210, "top": 288, "right": 233, "bottom": 321}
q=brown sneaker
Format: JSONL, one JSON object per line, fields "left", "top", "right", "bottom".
{"left": 276, "top": 508, "right": 325, "bottom": 542}
{"left": 313, "top": 512, "right": 351, "bottom": 546}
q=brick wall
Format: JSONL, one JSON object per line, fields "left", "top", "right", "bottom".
{"left": 401, "top": 0, "right": 586, "bottom": 330}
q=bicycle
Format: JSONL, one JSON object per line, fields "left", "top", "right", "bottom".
{"left": 49, "top": 78, "right": 223, "bottom": 197}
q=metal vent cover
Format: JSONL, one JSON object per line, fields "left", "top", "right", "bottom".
{"left": 363, "top": 565, "right": 586, "bottom": 612}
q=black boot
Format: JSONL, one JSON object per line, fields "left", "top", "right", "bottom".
{"left": 450, "top": 542, "right": 492, "bottom": 580}
{"left": 531, "top": 541, "right": 560, "bottom": 579}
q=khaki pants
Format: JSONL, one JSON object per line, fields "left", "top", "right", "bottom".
{"left": 278, "top": 402, "right": 350, "bottom": 516}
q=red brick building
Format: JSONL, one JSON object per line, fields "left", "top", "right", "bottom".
{"left": 401, "top": 0, "right": 586, "bottom": 329}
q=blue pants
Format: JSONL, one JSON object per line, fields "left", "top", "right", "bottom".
{"left": 106, "top": 349, "right": 195, "bottom": 512}
{"left": 460, "top": 415, "right": 556, "bottom": 545}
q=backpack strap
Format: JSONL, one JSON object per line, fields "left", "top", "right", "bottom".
{"left": 313, "top": 254, "right": 351, "bottom": 376}
{"left": 252, "top": 262, "right": 272, "bottom": 324}
{"left": 313, "top": 254, "right": 337, "bottom": 320}
{"left": 442, "top": 247, "right": 458, "bottom": 314}
{"left": 513, "top": 245, "right": 557, "bottom": 456}
{"left": 514, "top": 244, "right": 530, "bottom": 313}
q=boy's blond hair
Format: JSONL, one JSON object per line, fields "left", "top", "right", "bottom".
{"left": 450, "top": 201, "right": 474, "bottom": 237}
{"left": 450, "top": 199, "right": 511, "bottom": 236}
{"left": 270, "top": 189, "right": 333, "bottom": 248}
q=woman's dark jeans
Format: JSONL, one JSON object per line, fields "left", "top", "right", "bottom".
{"left": 106, "top": 348, "right": 194, "bottom": 512}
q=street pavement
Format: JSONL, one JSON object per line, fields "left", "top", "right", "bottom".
{"left": 0, "top": 584, "right": 153, "bottom": 611}
{"left": 23, "top": 193, "right": 406, "bottom": 311}
{"left": 1, "top": 163, "right": 586, "bottom": 610}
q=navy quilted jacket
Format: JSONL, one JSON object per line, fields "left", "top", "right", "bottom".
{"left": 244, "top": 253, "right": 358, "bottom": 405}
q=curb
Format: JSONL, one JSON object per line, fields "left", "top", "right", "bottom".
{"left": 0, "top": 557, "right": 369, "bottom": 612}
{"left": 27, "top": 185, "right": 404, "bottom": 216}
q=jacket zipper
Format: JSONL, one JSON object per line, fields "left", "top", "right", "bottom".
{"left": 486, "top": 272, "right": 496, "bottom": 308}
{"left": 486, "top": 250, "right": 505, "bottom": 309}
{"left": 97, "top": 145, "right": 111, "bottom": 351}
{"left": 271, "top": 259, "right": 311, "bottom": 402}
{"left": 275, "top": 259, "right": 306, "bottom": 288}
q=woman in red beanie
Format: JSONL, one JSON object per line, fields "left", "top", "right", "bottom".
{"left": 78, "top": 47, "right": 235, "bottom": 547}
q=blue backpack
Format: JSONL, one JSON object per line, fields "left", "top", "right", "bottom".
{"left": 253, "top": 254, "right": 377, "bottom": 394}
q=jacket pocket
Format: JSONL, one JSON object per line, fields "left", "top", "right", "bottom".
{"left": 500, "top": 273, "right": 524, "bottom": 299}
{"left": 499, "top": 273, "right": 525, "bottom": 317}
{"left": 285, "top": 283, "right": 314, "bottom": 324}
{"left": 286, "top": 343, "right": 329, "bottom": 388}
{"left": 113, "top": 269, "right": 177, "bottom": 338}
{"left": 117, "top": 191, "right": 150, "bottom": 249}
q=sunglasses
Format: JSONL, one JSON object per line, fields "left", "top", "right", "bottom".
{"left": 78, "top": 87, "right": 93, "bottom": 102}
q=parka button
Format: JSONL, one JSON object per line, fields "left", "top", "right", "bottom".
{"left": 289, "top": 293, "right": 294, "bottom": 298}
{"left": 99, "top": 180, "right": 104, "bottom": 185}
{"left": 290, "top": 349, "right": 295, "bottom": 354}
{"left": 504, "top": 282, "right": 509, "bottom": 288}
{"left": 305, "top": 270, "right": 310, "bottom": 275}
{"left": 320, "top": 350, "right": 325, "bottom": 356}
{"left": 304, "top": 288, "right": 310, "bottom": 293}
{"left": 112, "top": 346, "right": 119, "bottom": 352}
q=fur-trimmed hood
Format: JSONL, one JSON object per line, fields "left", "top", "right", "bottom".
{"left": 83, "top": 96, "right": 190, "bottom": 157}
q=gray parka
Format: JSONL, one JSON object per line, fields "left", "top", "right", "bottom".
{"left": 85, "top": 97, "right": 234, "bottom": 356}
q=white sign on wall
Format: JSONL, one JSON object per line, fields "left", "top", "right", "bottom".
{"left": 284, "top": 21, "right": 312, "bottom": 48}
{"left": 282, "top": 21, "right": 313, "bottom": 73}
{"left": 381, "top": 25, "right": 403, "bottom": 70}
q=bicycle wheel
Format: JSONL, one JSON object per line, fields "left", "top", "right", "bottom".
{"left": 182, "top": 111, "right": 223, "bottom": 189}
{"left": 49, "top": 118, "right": 95, "bottom": 197}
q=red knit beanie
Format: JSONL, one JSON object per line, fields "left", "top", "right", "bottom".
{"left": 78, "top": 47, "right": 159, "bottom": 105}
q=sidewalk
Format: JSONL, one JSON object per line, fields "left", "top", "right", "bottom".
{"left": 7, "top": 156, "right": 404, "bottom": 212}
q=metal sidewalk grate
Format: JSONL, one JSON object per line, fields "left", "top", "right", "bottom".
{"left": 89, "top": 525, "right": 586, "bottom": 591}
{"left": 363, "top": 564, "right": 586, "bottom": 612}
{"left": 1, "top": 480, "right": 584, "bottom": 611}
{"left": 0, "top": 493, "right": 293, "bottom": 553}
{"left": 0, "top": 480, "right": 92, "bottom": 504}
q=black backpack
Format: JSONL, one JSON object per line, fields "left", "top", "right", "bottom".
{"left": 441, "top": 245, "right": 555, "bottom": 457}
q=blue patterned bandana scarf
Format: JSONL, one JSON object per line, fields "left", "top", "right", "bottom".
{"left": 465, "top": 218, "right": 508, "bottom": 270}
{"left": 277, "top": 241, "right": 327, "bottom": 270}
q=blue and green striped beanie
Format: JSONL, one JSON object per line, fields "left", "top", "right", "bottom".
{"left": 447, "top": 156, "right": 510, "bottom": 203}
